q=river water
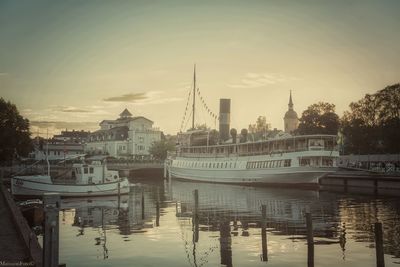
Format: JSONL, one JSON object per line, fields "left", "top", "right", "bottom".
{"left": 57, "top": 179, "right": 400, "bottom": 267}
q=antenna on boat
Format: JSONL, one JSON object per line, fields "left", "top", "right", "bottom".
{"left": 46, "top": 128, "right": 50, "bottom": 176}
{"left": 192, "top": 64, "right": 196, "bottom": 130}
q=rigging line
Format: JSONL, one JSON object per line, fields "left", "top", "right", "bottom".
{"left": 180, "top": 88, "right": 193, "bottom": 132}
{"left": 196, "top": 88, "right": 214, "bottom": 124}
{"left": 183, "top": 109, "right": 193, "bottom": 131}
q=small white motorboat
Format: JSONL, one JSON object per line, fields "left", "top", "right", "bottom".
{"left": 11, "top": 160, "right": 130, "bottom": 198}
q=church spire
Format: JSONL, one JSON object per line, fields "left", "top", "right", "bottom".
{"left": 288, "top": 90, "right": 294, "bottom": 110}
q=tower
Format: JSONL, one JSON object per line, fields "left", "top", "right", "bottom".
{"left": 284, "top": 91, "right": 299, "bottom": 133}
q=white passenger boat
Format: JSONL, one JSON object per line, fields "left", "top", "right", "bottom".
{"left": 11, "top": 160, "right": 130, "bottom": 197}
{"left": 166, "top": 132, "right": 339, "bottom": 186}
{"left": 165, "top": 67, "right": 339, "bottom": 187}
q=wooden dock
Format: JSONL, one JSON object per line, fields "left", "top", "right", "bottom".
{"left": 0, "top": 185, "right": 42, "bottom": 266}
{"left": 319, "top": 170, "right": 400, "bottom": 196}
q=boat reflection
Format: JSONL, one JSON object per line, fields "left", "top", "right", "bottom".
{"left": 59, "top": 179, "right": 400, "bottom": 265}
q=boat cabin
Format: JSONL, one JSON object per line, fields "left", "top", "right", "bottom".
{"left": 72, "top": 161, "right": 120, "bottom": 184}
{"left": 175, "top": 134, "right": 338, "bottom": 158}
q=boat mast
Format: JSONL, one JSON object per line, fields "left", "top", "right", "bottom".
{"left": 192, "top": 64, "right": 196, "bottom": 130}
{"left": 46, "top": 128, "right": 50, "bottom": 176}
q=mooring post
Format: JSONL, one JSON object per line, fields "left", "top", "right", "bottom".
{"left": 374, "top": 222, "right": 385, "bottom": 267}
{"left": 0, "top": 168, "right": 3, "bottom": 190}
{"left": 219, "top": 220, "right": 232, "bottom": 267}
{"left": 193, "top": 189, "right": 199, "bottom": 242}
{"left": 163, "top": 162, "right": 167, "bottom": 179}
{"left": 156, "top": 187, "right": 160, "bottom": 227}
{"left": 168, "top": 165, "right": 172, "bottom": 186}
{"left": 43, "top": 193, "right": 61, "bottom": 267}
{"left": 261, "top": 204, "right": 268, "bottom": 262}
{"left": 117, "top": 181, "right": 121, "bottom": 209}
{"left": 305, "top": 206, "right": 314, "bottom": 267}
{"left": 141, "top": 188, "right": 145, "bottom": 220}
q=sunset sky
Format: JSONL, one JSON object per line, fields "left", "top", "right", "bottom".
{"left": 1, "top": 0, "right": 399, "bottom": 136}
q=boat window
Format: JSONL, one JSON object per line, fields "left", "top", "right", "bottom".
{"left": 284, "top": 159, "right": 291, "bottom": 167}
{"left": 225, "top": 162, "right": 228, "bottom": 168}
{"left": 230, "top": 162, "right": 232, "bottom": 168}
{"left": 300, "top": 158, "right": 311, "bottom": 166}
{"left": 88, "top": 177, "right": 93, "bottom": 184}
{"left": 84, "top": 167, "right": 88, "bottom": 174}
{"left": 89, "top": 167, "right": 94, "bottom": 174}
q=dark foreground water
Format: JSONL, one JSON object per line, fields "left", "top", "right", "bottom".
{"left": 56, "top": 179, "right": 400, "bottom": 267}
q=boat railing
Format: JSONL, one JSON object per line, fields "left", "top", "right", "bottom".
{"left": 176, "top": 146, "right": 338, "bottom": 158}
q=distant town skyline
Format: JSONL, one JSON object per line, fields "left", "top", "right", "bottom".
{"left": 1, "top": 0, "right": 399, "bottom": 136}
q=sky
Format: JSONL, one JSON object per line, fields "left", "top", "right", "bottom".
{"left": 0, "top": 0, "right": 399, "bottom": 136}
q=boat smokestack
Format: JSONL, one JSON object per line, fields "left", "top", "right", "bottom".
{"left": 219, "top": 99, "right": 231, "bottom": 142}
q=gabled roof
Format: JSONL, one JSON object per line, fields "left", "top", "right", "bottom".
{"left": 120, "top": 108, "right": 132, "bottom": 118}
{"left": 131, "top": 116, "right": 153, "bottom": 123}
{"left": 99, "top": 120, "right": 115, "bottom": 125}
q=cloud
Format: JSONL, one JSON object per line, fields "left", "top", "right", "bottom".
{"left": 227, "top": 72, "right": 297, "bottom": 89}
{"left": 103, "top": 93, "right": 148, "bottom": 103}
{"left": 51, "top": 105, "right": 91, "bottom": 113}
{"left": 0, "top": 72, "right": 9, "bottom": 76}
{"left": 103, "top": 91, "right": 183, "bottom": 105}
{"left": 30, "top": 121, "right": 99, "bottom": 133}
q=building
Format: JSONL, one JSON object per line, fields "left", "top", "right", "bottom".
{"left": 283, "top": 91, "right": 299, "bottom": 133}
{"left": 29, "top": 137, "right": 85, "bottom": 161}
{"left": 53, "top": 129, "right": 90, "bottom": 143}
{"left": 85, "top": 109, "right": 162, "bottom": 159}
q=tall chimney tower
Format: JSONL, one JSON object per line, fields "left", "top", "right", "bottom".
{"left": 219, "top": 99, "right": 231, "bottom": 142}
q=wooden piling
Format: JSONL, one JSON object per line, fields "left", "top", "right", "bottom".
{"left": 141, "top": 189, "right": 145, "bottom": 220}
{"left": 305, "top": 207, "right": 314, "bottom": 267}
{"left": 0, "top": 168, "right": 3, "bottom": 190}
{"left": 193, "top": 189, "right": 199, "bottom": 243}
{"left": 261, "top": 205, "right": 268, "bottom": 262}
{"left": 219, "top": 220, "right": 232, "bottom": 267}
{"left": 374, "top": 222, "right": 385, "bottom": 267}
{"left": 43, "top": 193, "right": 61, "bottom": 267}
{"left": 156, "top": 187, "right": 160, "bottom": 226}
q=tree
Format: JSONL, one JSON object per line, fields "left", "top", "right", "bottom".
{"left": 248, "top": 116, "right": 269, "bottom": 133}
{"left": 341, "top": 84, "right": 400, "bottom": 154}
{"left": 296, "top": 102, "right": 339, "bottom": 135}
{"left": 0, "top": 98, "right": 33, "bottom": 162}
{"left": 148, "top": 139, "right": 175, "bottom": 161}
{"left": 248, "top": 116, "right": 270, "bottom": 140}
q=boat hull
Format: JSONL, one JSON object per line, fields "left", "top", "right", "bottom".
{"left": 168, "top": 166, "right": 337, "bottom": 187}
{"left": 11, "top": 177, "right": 130, "bottom": 198}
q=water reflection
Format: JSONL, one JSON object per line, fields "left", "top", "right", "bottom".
{"left": 58, "top": 180, "right": 400, "bottom": 266}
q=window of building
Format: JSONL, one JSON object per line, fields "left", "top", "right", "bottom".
{"left": 84, "top": 167, "right": 88, "bottom": 174}
{"left": 89, "top": 167, "right": 94, "bottom": 174}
